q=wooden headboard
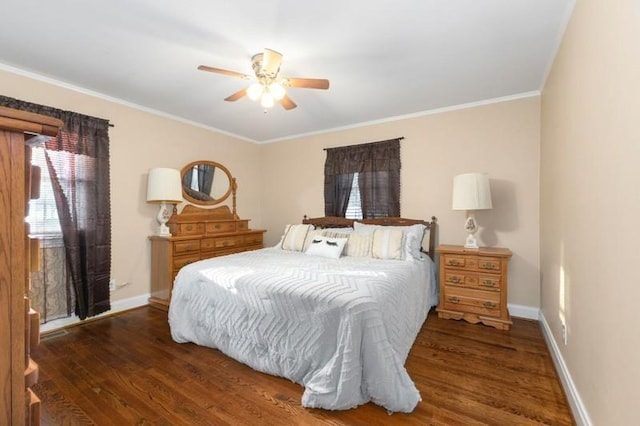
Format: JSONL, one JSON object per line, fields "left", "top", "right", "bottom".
{"left": 302, "top": 215, "right": 438, "bottom": 260}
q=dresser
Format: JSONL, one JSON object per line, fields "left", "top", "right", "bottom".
{"left": 0, "top": 106, "right": 63, "bottom": 425}
{"left": 149, "top": 204, "right": 265, "bottom": 310}
{"left": 436, "top": 244, "right": 512, "bottom": 330}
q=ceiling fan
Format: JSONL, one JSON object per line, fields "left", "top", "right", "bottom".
{"left": 198, "top": 48, "right": 330, "bottom": 110}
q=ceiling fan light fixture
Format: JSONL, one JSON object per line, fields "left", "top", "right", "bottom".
{"left": 198, "top": 47, "right": 328, "bottom": 111}
{"left": 269, "top": 82, "right": 286, "bottom": 101}
{"left": 260, "top": 92, "right": 275, "bottom": 108}
{"left": 247, "top": 82, "right": 263, "bottom": 101}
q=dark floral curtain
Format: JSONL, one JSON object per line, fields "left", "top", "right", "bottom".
{"left": 0, "top": 95, "right": 111, "bottom": 320}
{"left": 324, "top": 138, "right": 401, "bottom": 218}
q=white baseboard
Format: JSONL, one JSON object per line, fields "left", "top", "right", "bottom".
{"left": 539, "top": 311, "right": 592, "bottom": 426}
{"left": 508, "top": 303, "right": 539, "bottom": 320}
{"left": 40, "top": 293, "right": 150, "bottom": 333}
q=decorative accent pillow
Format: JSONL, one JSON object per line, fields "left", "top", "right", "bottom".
{"left": 353, "top": 222, "right": 426, "bottom": 260}
{"left": 305, "top": 236, "right": 348, "bottom": 259}
{"left": 371, "top": 228, "right": 405, "bottom": 260}
{"left": 303, "top": 229, "right": 325, "bottom": 251}
{"left": 321, "top": 227, "right": 354, "bottom": 235}
{"left": 322, "top": 230, "right": 351, "bottom": 239}
{"left": 281, "top": 224, "right": 313, "bottom": 252}
{"left": 344, "top": 232, "right": 372, "bottom": 257}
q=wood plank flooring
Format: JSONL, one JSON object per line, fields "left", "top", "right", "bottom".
{"left": 32, "top": 306, "right": 574, "bottom": 425}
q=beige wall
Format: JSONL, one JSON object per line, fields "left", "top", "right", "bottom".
{"left": 541, "top": 0, "right": 640, "bottom": 424}
{"left": 1, "top": 68, "right": 543, "bottom": 313}
{"left": 0, "top": 69, "right": 262, "bottom": 305}
{"left": 260, "top": 96, "right": 541, "bottom": 309}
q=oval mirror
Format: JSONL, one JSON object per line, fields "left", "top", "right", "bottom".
{"left": 180, "top": 160, "right": 233, "bottom": 205}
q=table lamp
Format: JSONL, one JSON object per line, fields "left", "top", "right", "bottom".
{"left": 452, "top": 172, "right": 493, "bottom": 249}
{"left": 146, "top": 168, "right": 182, "bottom": 237}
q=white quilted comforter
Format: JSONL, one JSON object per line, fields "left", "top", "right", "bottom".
{"left": 168, "top": 247, "right": 437, "bottom": 413}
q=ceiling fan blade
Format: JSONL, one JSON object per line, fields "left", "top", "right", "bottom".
{"left": 282, "top": 77, "right": 330, "bottom": 90}
{"left": 224, "top": 88, "right": 248, "bottom": 102}
{"left": 261, "top": 48, "right": 283, "bottom": 76}
{"left": 198, "top": 65, "right": 252, "bottom": 80}
{"left": 279, "top": 94, "right": 297, "bottom": 110}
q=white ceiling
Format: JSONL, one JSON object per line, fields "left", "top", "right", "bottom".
{"left": 1, "top": 0, "right": 572, "bottom": 143}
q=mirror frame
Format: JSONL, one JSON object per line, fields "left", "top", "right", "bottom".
{"left": 180, "top": 160, "right": 234, "bottom": 206}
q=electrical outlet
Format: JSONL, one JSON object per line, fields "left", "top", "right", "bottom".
{"left": 109, "top": 279, "right": 116, "bottom": 291}
{"left": 561, "top": 323, "right": 568, "bottom": 345}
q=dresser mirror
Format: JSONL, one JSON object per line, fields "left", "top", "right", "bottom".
{"left": 181, "top": 160, "right": 234, "bottom": 206}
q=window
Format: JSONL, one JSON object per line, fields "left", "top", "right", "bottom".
{"left": 345, "top": 173, "right": 363, "bottom": 219}
{"left": 324, "top": 138, "right": 401, "bottom": 218}
{"left": 27, "top": 145, "right": 62, "bottom": 239}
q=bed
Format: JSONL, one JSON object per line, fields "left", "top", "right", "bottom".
{"left": 168, "top": 216, "right": 438, "bottom": 413}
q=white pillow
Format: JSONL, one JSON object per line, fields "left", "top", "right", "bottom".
{"left": 303, "top": 229, "right": 325, "bottom": 251}
{"left": 353, "top": 222, "right": 426, "bottom": 260}
{"left": 344, "top": 232, "right": 372, "bottom": 257}
{"left": 321, "top": 227, "right": 354, "bottom": 235}
{"left": 322, "top": 230, "right": 351, "bottom": 239}
{"left": 305, "top": 236, "right": 347, "bottom": 259}
{"left": 371, "top": 228, "right": 404, "bottom": 260}
{"left": 281, "top": 224, "right": 313, "bottom": 252}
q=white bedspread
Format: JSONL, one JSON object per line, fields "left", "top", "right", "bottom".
{"left": 168, "top": 247, "right": 437, "bottom": 413}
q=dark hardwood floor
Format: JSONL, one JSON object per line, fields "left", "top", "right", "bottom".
{"left": 32, "top": 306, "right": 574, "bottom": 425}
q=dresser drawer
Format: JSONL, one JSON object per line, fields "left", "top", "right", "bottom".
{"left": 206, "top": 221, "right": 236, "bottom": 234}
{"left": 176, "top": 222, "right": 205, "bottom": 235}
{"left": 237, "top": 220, "right": 249, "bottom": 231}
{"left": 173, "top": 253, "right": 201, "bottom": 271}
{"left": 213, "top": 236, "right": 244, "bottom": 249}
{"left": 173, "top": 239, "right": 200, "bottom": 254}
{"left": 443, "top": 286, "right": 500, "bottom": 317}
{"left": 243, "top": 233, "right": 263, "bottom": 245}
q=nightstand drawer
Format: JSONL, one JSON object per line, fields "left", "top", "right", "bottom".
{"left": 443, "top": 255, "right": 471, "bottom": 268}
{"left": 478, "top": 257, "right": 502, "bottom": 271}
{"left": 478, "top": 274, "right": 501, "bottom": 289}
{"left": 443, "top": 287, "right": 500, "bottom": 317}
{"left": 173, "top": 240, "right": 200, "bottom": 254}
{"left": 443, "top": 270, "right": 478, "bottom": 286}
{"left": 443, "top": 271, "right": 501, "bottom": 292}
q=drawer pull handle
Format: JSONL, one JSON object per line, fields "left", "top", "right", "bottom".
{"left": 481, "top": 280, "right": 496, "bottom": 287}
{"left": 481, "top": 262, "right": 498, "bottom": 269}
{"left": 448, "top": 259, "right": 460, "bottom": 266}
{"left": 215, "top": 224, "right": 221, "bottom": 229}
{"left": 483, "top": 301, "right": 497, "bottom": 309}
{"left": 448, "top": 276, "right": 461, "bottom": 284}
{"left": 186, "top": 225, "right": 193, "bottom": 231}
{"left": 448, "top": 296, "right": 460, "bottom": 304}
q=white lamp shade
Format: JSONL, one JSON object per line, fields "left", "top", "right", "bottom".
{"left": 146, "top": 168, "right": 183, "bottom": 203}
{"left": 452, "top": 173, "right": 493, "bottom": 210}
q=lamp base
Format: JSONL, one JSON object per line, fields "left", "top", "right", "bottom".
{"left": 157, "top": 223, "right": 172, "bottom": 237}
{"left": 464, "top": 233, "right": 479, "bottom": 249}
{"left": 155, "top": 201, "right": 174, "bottom": 237}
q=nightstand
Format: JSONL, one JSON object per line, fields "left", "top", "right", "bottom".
{"left": 436, "top": 244, "right": 512, "bottom": 330}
